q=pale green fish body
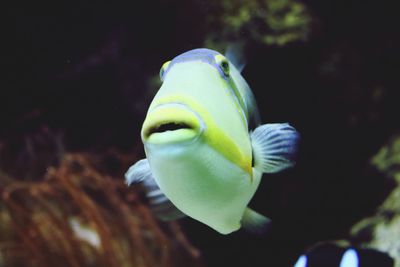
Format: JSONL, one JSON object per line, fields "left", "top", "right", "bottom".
{"left": 126, "top": 48, "right": 299, "bottom": 234}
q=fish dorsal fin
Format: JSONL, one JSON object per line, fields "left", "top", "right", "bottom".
{"left": 225, "top": 43, "right": 246, "bottom": 72}
{"left": 251, "top": 123, "right": 300, "bottom": 174}
{"left": 125, "top": 159, "right": 186, "bottom": 221}
{"left": 241, "top": 208, "right": 271, "bottom": 235}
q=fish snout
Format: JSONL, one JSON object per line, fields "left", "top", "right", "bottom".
{"left": 141, "top": 104, "right": 203, "bottom": 144}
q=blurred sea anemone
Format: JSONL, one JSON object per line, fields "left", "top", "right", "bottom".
{"left": 0, "top": 129, "right": 203, "bottom": 267}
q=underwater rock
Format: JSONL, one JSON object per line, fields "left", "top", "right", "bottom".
{"left": 349, "top": 135, "right": 400, "bottom": 267}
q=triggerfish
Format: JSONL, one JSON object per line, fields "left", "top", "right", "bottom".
{"left": 125, "top": 48, "right": 300, "bottom": 234}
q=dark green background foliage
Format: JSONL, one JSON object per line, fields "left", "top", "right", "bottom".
{"left": 3, "top": 1, "right": 400, "bottom": 266}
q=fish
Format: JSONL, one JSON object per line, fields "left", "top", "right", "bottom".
{"left": 125, "top": 48, "right": 300, "bottom": 234}
{"left": 293, "top": 243, "right": 394, "bottom": 267}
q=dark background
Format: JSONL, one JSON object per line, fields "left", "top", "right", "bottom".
{"left": 3, "top": 1, "right": 400, "bottom": 266}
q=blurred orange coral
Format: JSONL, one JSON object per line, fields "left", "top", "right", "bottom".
{"left": 0, "top": 153, "right": 203, "bottom": 267}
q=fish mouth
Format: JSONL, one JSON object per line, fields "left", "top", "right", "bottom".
{"left": 141, "top": 103, "right": 203, "bottom": 144}
{"left": 146, "top": 122, "right": 192, "bottom": 135}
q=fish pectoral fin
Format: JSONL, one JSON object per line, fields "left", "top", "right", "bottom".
{"left": 125, "top": 158, "right": 153, "bottom": 185}
{"left": 125, "top": 159, "right": 186, "bottom": 221}
{"left": 241, "top": 208, "right": 271, "bottom": 235}
{"left": 250, "top": 123, "right": 300, "bottom": 174}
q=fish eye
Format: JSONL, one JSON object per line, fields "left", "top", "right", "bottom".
{"left": 159, "top": 61, "right": 171, "bottom": 81}
{"left": 214, "top": 54, "right": 230, "bottom": 76}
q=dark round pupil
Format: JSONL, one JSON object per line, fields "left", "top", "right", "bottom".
{"left": 221, "top": 61, "right": 229, "bottom": 73}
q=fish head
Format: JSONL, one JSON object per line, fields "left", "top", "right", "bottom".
{"left": 142, "top": 48, "right": 249, "bottom": 146}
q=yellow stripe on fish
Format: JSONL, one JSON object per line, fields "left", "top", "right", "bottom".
{"left": 143, "top": 94, "right": 253, "bottom": 177}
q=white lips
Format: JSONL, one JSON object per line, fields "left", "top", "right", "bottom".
{"left": 142, "top": 103, "right": 204, "bottom": 144}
